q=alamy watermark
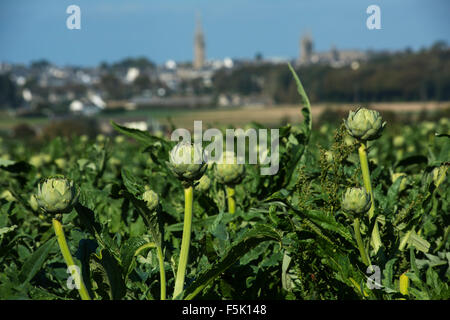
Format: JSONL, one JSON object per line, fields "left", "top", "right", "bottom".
{"left": 170, "top": 121, "right": 279, "bottom": 175}
{"left": 67, "top": 265, "right": 82, "bottom": 290}
{"left": 366, "top": 265, "right": 382, "bottom": 290}
{"left": 66, "top": 5, "right": 81, "bottom": 30}
{"left": 366, "top": 5, "right": 381, "bottom": 30}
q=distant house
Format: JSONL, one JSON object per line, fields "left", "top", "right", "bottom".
{"left": 217, "top": 94, "right": 241, "bottom": 107}
{"left": 69, "top": 93, "right": 105, "bottom": 116}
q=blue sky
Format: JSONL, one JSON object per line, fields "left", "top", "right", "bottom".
{"left": 0, "top": 0, "right": 449, "bottom": 66}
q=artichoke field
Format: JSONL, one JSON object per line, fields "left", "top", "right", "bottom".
{"left": 0, "top": 66, "right": 449, "bottom": 300}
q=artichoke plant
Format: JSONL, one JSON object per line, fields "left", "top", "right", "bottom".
{"left": 142, "top": 189, "right": 159, "bottom": 211}
{"left": 215, "top": 151, "right": 245, "bottom": 215}
{"left": 168, "top": 142, "right": 207, "bottom": 298}
{"left": 342, "top": 187, "right": 371, "bottom": 216}
{"left": 36, "top": 176, "right": 78, "bottom": 214}
{"left": 342, "top": 187, "right": 372, "bottom": 267}
{"left": 344, "top": 108, "right": 386, "bottom": 141}
{"left": 167, "top": 142, "right": 206, "bottom": 186}
{"left": 344, "top": 108, "right": 385, "bottom": 255}
{"left": 215, "top": 151, "right": 245, "bottom": 186}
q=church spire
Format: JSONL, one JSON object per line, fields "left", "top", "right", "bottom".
{"left": 299, "top": 31, "right": 313, "bottom": 65}
{"left": 194, "top": 13, "right": 205, "bottom": 69}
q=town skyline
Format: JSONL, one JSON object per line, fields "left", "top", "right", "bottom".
{"left": 1, "top": 0, "right": 449, "bottom": 67}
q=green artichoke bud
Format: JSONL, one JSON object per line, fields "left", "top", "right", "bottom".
{"left": 391, "top": 172, "right": 408, "bottom": 192}
{"left": 36, "top": 176, "right": 78, "bottom": 214}
{"left": 80, "top": 135, "right": 89, "bottom": 143}
{"left": 114, "top": 135, "right": 125, "bottom": 144}
{"left": 109, "top": 157, "right": 121, "bottom": 168}
{"left": 142, "top": 189, "right": 159, "bottom": 211}
{"left": 29, "top": 154, "right": 51, "bottom": 168}
{"left": 324, "top": 151, "right": 334, "bottom": 163}
{"left": 319, "top": 124, "right": 329, "bottom": 135}
{"left": 0, "top": 153, "right": 11, "bottom": 161}
{"left": 167, "top": 142, "right": 206, "bottom": 186}
{"left": 344, "top": 108, "right": 386, "bottom": 141}
{"left": 96, "top": 134, "right": 106, "bottom": 143}
{"left": 342, "top": 187, "right": 371, "bottom": 216}
{"left": 29, "top": 194, "right": 39, "bottom": 211}
{"left": 421, "top": 121, "right": 435, "bottom": 133}
{"left": 195, "top": 175, "right": 211, "bottom": 193}
{"left": 393, "top": 136, "right": 405, "bottom": 148}
{"left": 215, "top": 151, "right": 245, "bottom": 186}
{"left": 54, "top": 158, "right": 67, "bottom": 170}
{"left": 154, "top": 130, "right": 164, "bottom": 138}
{"left": 406, "top": 145, "right": 415, "bottom": 153}
{"left": 432, "top": 165, "right": 448, "bottom": 188}
{"left": 344, "top": 134, "right": 357, "bottom": 146}
{"left": 439, "top": 118, "right": 448, "bottom": 127}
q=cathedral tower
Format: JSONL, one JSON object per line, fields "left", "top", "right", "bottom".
{"left": 299, "top": 32, "right": 313, "bottom": 65}
{"left": 194, "top": 15, "right": 205, "bottom": 70}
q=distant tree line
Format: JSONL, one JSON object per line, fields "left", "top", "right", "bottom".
{"left": 213, "top": 41, "right": 450, "bottom": 103}
{"left": 99, "top": 56, "right": 156, "bottom": 71}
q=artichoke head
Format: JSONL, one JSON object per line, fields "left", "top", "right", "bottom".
{"left": 342, "top": 187, "right": 371, "bottom": 216}
{"left": 142, "top": 189, "right": 159, "bottom": 211}
{"left": 344, "top": 108, "right": 386, "bottom": 141}
{"left": 36, "top": 176, "right": 78, "bottom": 214}
{"left": 167, "top": 142, "right": 206, "bottom": 186}
{"left": 215, "top": 151, "right": 245, "bottom": 186}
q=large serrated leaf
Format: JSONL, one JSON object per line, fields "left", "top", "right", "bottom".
{"left": 178, "top": 224, "right": 281, "bottom": 300}
{"left": 304, "top": 210, "right": 353, "bottom": 242}
{"left": 383, "top": 177, "right": 405, "bottom": 212}
{"left": 407, "top": 247, "right": 429, "bottom": 294}
{"left": 120, "top": 237, "right": 156, "bottom": 277}
{"left": 0, "top": 158, "right": 32, "bottom": 173}
{"left": 111, "top": 121, "right": 165, "bottom": 146}
{"left": 282, "top": 64, "right": 312, "bottom": 188}
{"left": 281, "top": 252, "right": 299, "bottom": 292}
{"left": 90, "top": 248, "right": 126, "bottom": 300}
{"left": 381, "top": 258, "right": 397, "bottom": 292}
{"left": 121, "top": 168, "right": 144, "bottom": 197}
{"left": 18, "top": 237, "right": 57, "bottom": 284}
{"left": 287, "top": 63, "right": 311, "bottom": 138}
{"left": 407, "top": 231, "right": 430, "bottom": 253}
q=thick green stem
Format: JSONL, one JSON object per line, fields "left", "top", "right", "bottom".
{"left": 354, "top": 218, "right": 370, "bottom": 266}
{"left": 226, "top": 186, "right": 236, "bottom": 214}
{"left": 358, "top": 142, "right": 382, "bottom": 253}
{"left": 156, "top": 245, "right": 166, "bottom": 300}
{"left": 358, "top": 143, "right": 375, "bottom": 220}
{"left": 173, "top": 186, "right": 194, "bottom": 299}
{"left": 52, "top": 218, "right": 91, "bottom": 300}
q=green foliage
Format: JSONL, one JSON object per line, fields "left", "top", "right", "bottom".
{"left": 0, "top": 65, "right": 448, "bottom": 300}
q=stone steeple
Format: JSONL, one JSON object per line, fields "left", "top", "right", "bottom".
{"left": 299, "top": 32, "right": 313, "bottom": 65}
{"left": 194, "top": 14, "right": 205, "bottom": 69}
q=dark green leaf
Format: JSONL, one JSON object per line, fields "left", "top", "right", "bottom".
{"left": 178, "top": 224, "right": 281, "bottom": 300}
{"left": 18, "top": 237, "right": 57, "bottom": 284}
